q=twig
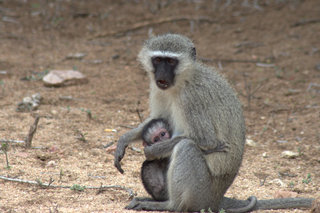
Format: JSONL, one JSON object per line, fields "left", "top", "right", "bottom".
{"left": 90, "top": 16, "right": 215, "bottom": 39}
{"left": 0, "top": 175, "right": 136, "bottom": 197}
{"left": 1, "top": 142, "right": 10, "bottom": 168}
{"left": 0, "top": 139, "right": 25, "bottom": 144}
{"left": 200, "top": 57, "right": 261, "bottom": 64}
{"left": 291, "top": 19, "right": 320, "bottom": 27}
{"left": 136, "top": 109, "right": 143, "bottom": 123}
{"left": 119, "top": 125, "right": 134, "bottom": 129}
{"left": 25, "top": 116, "right": 40, "bottom": 148}
{"left": 136, "top": 101, "right": 143, "bottom": 123}
{"left": 238, "top": 73, "right": 265, "bottom": 109}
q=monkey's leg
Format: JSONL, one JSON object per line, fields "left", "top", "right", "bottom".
{"left": 125, "top": 198, "right": 171, "bottom": 211}
{"left": 141, "top": 159, "right": 169, "bottom": 201}
{"left": 130, "top": 139, "right": 217, "bottom": 212}
{"left": 167, "top": 139, "right": 217, "bottom": 212}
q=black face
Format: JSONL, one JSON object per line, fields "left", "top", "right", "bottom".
{"left": 151, "top": 57, "right": 179, "bottom": 90}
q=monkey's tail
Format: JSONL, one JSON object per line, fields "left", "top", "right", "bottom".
{"left": 253, "top": 197, "right": 314, "bottom": 210}
{"left": 220, "top": 196, "right": 257, "bottom": 213}
{"left": 220, "top": 196, "right": 314, "bottom": 213}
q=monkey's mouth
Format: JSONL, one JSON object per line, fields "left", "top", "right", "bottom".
{"left": 156, "top": 80, "right": 170, "bottom": 90}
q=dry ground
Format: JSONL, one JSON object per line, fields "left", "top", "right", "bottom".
{"left": 0, "top": 0, "right": 319, "bottom": 212}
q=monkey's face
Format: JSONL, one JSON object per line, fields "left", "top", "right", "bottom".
{"left": 151, "top": 57, "right": 179, "bottom": 90}
{"left": 151, "top": 127, "right": 170, "bottom": 144}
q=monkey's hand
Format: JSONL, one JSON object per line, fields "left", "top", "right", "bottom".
{"left": 201, "top": 140, "right": 229, "bottom": 155}
{"left": 114, "top": 136, "right": 129, "bottom": 174}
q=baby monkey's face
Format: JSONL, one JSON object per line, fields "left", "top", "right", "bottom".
{"left": 151, "top": 127, "right": 170, "bottom": 144}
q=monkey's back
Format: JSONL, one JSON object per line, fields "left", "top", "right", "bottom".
{"left": 181, "top": 62, "right": 246, "bottom": 176}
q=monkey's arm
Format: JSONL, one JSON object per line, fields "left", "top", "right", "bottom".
{"left": 144, "top": 136, "right": 188, "bottom": 160}
{"left": 114, "top": 118, "right": 152, "bottom": 173}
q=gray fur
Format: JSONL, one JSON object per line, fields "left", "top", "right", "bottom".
{"left": 114, "top": 34, "right": 314, "bottom": 212}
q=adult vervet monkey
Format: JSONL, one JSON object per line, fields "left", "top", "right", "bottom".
{"left": 114, "top": 34, "right": 314, "bottom": 212}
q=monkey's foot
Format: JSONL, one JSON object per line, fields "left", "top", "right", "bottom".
{"left": 125, "top": 198, "right": 171, "bottom": 211}
{"left": 125, "top": 198, "right": 141, "bottom": 210}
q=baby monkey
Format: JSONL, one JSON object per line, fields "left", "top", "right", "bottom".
{"left": 140, "top": 119, "right": 226, "bottom": 201}
{"left": 140, "top": 119, "right": 171, "bottom": 201}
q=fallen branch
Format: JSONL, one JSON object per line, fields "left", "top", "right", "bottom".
{"left": 25, "top": 116, "right": 40, "bottom": 148}
{"left": 0, "top": 175, "right": 136, "bottom": 198}
{"left": 90, "top": 16, "right": 215, "bottom": 39}
{"left": 200, "top": 57, "right": 261, "bottom": 64}
{"left": 291, "top": 19, "right": 320, "bottom": 27}
{"left": 0, "top": 139, "right": 25, "bottom": 144}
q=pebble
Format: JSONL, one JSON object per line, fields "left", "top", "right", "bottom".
{"left": 245, "top": 139, "right": 257, "bottom": 147}
{"left": 281, "top": 150, "right": 299, "bottom": 159}
{"left": 16, "top": 93, "right": 42, "bottom": 112}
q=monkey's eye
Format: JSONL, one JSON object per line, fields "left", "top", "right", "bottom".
{"left": 160, "top": 132, "right": 166, "bottom": 137}
{"left": 153, "top": 57, "right": 162, "bottom": 64}
{"left": 154, "top": 136, "right": 160, "bottom": 142}
{"left": 167, "top": 58, "right": 177, "bottom": 66}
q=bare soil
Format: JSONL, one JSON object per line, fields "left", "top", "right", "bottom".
{"left": 0, "top": 1, "right": 319, "bottom": 212}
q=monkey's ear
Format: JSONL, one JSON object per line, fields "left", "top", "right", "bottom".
{"left": 191, "top": 47, "right": 196, "bottom": 60}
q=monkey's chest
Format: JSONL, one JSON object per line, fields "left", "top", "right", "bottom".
{"left": 150, "top": 99, "right": 187, "bottom": 137}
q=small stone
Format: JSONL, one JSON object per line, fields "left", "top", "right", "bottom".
{"left": 16, "top": 93, "right": 42, "bottom": 112}
{"left": 66, "top": 52, "right": 86, "bottom": 60}
{"left": 315, "top": 63, "right": 320, "bottom": 71}
{"left": 245, "top": 139, "right": 257, "bottom": 147}
{"left": 46, "top": 160, "right": 57, "bottom": 167}
{"left": 262, "top": 152, "right": 268, "bottom": 158}
{"left": 43, "top": 70, "right": 88, "bottom": 87}
{"left": 281, "top": 150, "right": 299, "bottom": 159}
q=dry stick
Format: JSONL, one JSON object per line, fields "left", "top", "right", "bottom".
{"left": 200, "top": 57, "right": 261, "bottom": 64}
{"left": 0, "top": 175, "right": 136, "bottom": 197}
{"left": 25, "top": 116, "right": 40, "bottom": 148}
{"left": 291, "top": 19, "right": 320, "bottom": 27}
{"left": 0, "top": 139, "right": 25, "bottom": 144}
{"left": 90, "top": 16, "right": 215, "bottom": 39}
{"left": 136, "top": 108, "right": 143, "bottom": 123}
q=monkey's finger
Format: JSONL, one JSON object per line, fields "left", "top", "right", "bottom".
{"left": 114, "top": 160, "right": 124, "bottom": 174}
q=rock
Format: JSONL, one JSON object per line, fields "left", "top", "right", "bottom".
{"left": 16, "top": 93, "right": 42, "bottom": 112}
{"left": 315, "top": 63, "right": 320, "bottom": 71}
{"left": 245, "top": 139, "right": 257, "bottom": 147}
{"left": 43, "top": 70, "right": 88, "bottom": 87}
{"left": 281, "top": 150, "right": 299, "bottom": 159}
{"left": 262, "top": 152, "right": 268, "bottom": 158}
{"left": 273, "top": 190, "right": 298, "bottom": 199}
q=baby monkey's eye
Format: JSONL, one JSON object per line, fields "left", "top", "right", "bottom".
{"left": 160, "top": 132, "right": 166, "bottom": 137}
{"left": 154, "top": 136, "right": 160, "bottom": 142}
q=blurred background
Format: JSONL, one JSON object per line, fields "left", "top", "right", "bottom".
{"left": 0, "top": 1, "right": 319, "bottom": 212}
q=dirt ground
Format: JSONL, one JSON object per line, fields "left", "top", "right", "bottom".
{"left": 0, "top": 0, "right": 319, "bottom": 212}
